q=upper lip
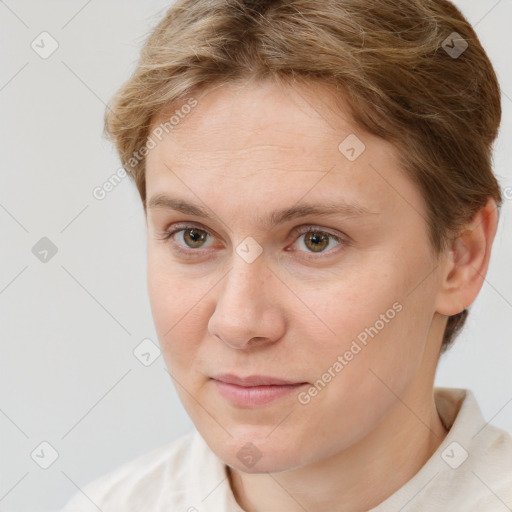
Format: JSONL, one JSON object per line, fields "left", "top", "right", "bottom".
{"left": 212, "top": 373, "right": 306, "bottom": 387}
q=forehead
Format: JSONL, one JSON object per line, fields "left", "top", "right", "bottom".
{"left": 145, "top": 79, "right": 424, "bottom": 223}
{"left": 150, "top": 79, "right": 370, "bottom": 156}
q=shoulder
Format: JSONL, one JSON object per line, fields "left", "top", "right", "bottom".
{"left": 59, "top": 429, "right": 203, "bottom": 511}
{"left": 432, "top": 388, "right": 512, "bottom": 510}
{"left": 378, "top": 388, "right": 512, "bottom": 512}
{"left": 469, "top": 421, "right": 512, "bottom": 507}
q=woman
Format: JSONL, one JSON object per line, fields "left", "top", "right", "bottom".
{"left": 61, "top": 0, "right": 512, "bottom": 510}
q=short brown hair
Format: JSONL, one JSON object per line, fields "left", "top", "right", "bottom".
{"left": 104, "top": 0, "right": 503, "bottom": 351}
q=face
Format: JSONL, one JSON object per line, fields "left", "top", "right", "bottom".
{"left": 145, "top": 78, "right": 444, "bottom": 473}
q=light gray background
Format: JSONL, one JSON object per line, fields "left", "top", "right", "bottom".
{"left": 0, "top": 1, "right": 511, "bottom": 510}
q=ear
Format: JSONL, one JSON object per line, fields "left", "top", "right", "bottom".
{"left": 435, "top": 198, "right": 499, "bottom": 316}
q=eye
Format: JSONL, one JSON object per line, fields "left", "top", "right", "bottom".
{"left": 157, "top": 224, "right": 213, "bottom": 254}
{"left": 290, "top": 226, "right": 344, "bottom": 257}
{"left": 156, "top": 223, "right": 347, "bottom": 258}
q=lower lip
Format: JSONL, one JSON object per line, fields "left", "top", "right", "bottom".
{"left": 213, "top": 380, "right": 307, "bottom": 407}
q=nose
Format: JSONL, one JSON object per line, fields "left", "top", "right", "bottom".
{"left": 208, "top": 256, "right": 286, "bottom": 350}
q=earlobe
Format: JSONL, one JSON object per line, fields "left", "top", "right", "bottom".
{"left": 435, "top": 199, "right": 499, "bottom": 317}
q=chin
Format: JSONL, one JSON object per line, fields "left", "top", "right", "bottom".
{"left": 207, "top": 431, "right": 311, "bottom": 474}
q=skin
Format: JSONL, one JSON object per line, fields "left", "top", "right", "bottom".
{"left": 144, "top": 77, "right": 498, "bottom": 512}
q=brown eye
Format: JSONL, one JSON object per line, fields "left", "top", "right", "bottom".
{"left": 303, "top": 231, "right": 330, "bottom": 253}
{"left": 293, "top": 227, "right": 344, "bottom": 257}
{"left": 181, "top": 228, "right": 209, "bottom": 248}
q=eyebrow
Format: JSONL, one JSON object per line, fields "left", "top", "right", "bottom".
{"left": 146, "top": 194, "right": 378, "bottom": 229}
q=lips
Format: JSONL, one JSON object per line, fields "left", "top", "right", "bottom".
{"left": 210, "top": 373, "right": 308, "bottom": 407}
{"left": 212, "top": 373, "right": 305, "bottom": 387}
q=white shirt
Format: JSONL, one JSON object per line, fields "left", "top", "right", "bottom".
{"left": 59, "top": 387, "right": 512, "bottom": 511}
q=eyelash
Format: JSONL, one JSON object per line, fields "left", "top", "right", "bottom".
{"left": 155, "top": 223, "right": 347, "bottom": 260}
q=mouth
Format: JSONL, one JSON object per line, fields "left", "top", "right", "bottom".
{"left": 210, "top": 373, "right": 308, "bottom": 407}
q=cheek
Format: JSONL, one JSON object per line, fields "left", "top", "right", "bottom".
{"left": 147, "top": 245, "right": 197, "bottom": 327}
{"left": 147, "top": 262, "right": 215, "bottom": 427}
{"left": 303, "top": 259, "right": 428, "bottom": 388}
{"left": 146, "top": 249, "right": 217, "bottom": 369}
{"left": 312, "top": 265, "right": 401, "bottom": 344}
{"left": 289, "top": 277, "right": 424, "bottom": 450}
